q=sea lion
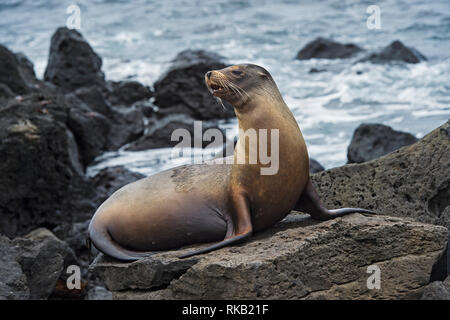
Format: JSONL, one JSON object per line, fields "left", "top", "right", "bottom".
{"left": 88, "top": 64, "right": 375, "bottom": 261}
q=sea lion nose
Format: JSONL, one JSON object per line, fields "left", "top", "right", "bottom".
{"left": 206, "top": 71, "right": 212, "bottom": 79}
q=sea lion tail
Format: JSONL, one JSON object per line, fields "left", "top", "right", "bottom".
{"left": 88, "top": 220, "right": 155, "bottom": 261}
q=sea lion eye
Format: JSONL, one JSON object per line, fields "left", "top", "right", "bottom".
{"left": 232, "top": 70, "right": 243, "bottom": 76}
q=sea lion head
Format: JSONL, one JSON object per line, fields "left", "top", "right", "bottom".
{"left": 205, "top": 64, "right": 280, "bottom": 109}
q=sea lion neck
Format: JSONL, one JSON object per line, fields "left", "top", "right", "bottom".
{"left": 233, "top": 94, "right": 296, "bottom": 132}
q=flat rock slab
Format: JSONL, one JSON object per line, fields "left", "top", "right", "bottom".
{"left": 90, "top": 213, "right": 447, "bottom": 300}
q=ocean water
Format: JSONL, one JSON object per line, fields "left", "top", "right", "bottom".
{"left": 1, "top": 0, "right": 449, "bottom": 176}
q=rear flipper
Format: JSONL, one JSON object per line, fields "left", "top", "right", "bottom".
{"left": 294, "top": 178, "right": 376, "bottom": 221}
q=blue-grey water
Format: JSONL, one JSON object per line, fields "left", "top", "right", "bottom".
{"left": 1, "top": 0, "right": 449, "bottom": 176}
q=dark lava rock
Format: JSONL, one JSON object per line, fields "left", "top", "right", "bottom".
{"left": 65, "top": 88, "right": 146, "bottom": 166}
{"left": 0, "top": 83, "right": 15, "bottom": 107}
{"left": 91, "top": 166, "right": 146, "bottom": 203}
{"left": 44, "top": 27, "right": 105, "bottom": 92}
{"left": 107, "top": 80, "right": 153, "bottom": 107}
{"left": 125, "top": 115, "right": 224, "bottom": 151}
{"left": 0, "top": 92, "right": 89, "bottom": 237}
{"left": 308, "top": 68, "right": 326, "bottom": 73}
{"left": 65, "top": 95, "right": 112, "bottom": 167}
{"left": 0, "top": 45, "right": 38, "bottom": 94}
{"left": 347, "top": 123, "right": 418, "bottom": 164}
{"left": 358, "top": 40, "right": 427, "bottom": 64}
{"left": 309, "top": 158, "right": 325, "bottom": 174}
{"left": 296, "top": 37, "right": 363, "bottom": 60}
{"left": 42, "top": 28, "right": 148, "bottom": 165}
{"left": 12, "top": 228, "right": 78, "bottom": 300}
{"left": 70, "top": 86, "right": 113, "bottom": 116}
{"left": 0, "top": 235, "right": 30, "bottom": 299}
{"left": 107, "top": 106, "right": 145, "bottom": 150}
{"left": 153, "top": 49, "right": 235, "bottom": 120}
{"left": 53, "top": 220, "right": 91, "bottom": 264}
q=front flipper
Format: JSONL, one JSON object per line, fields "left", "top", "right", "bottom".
{"left": 178, "top": 193, "right": 253, "bottom": 259}
{"left": 294, "top": 178, "right": 376, "bottom": 221}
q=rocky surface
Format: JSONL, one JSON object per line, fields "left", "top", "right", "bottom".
{"left": 0, "top": 44, "right": 38, "bottom": 95}
{"left": 0, "top": 26, "right": 446, "bottom": 300}
{"left": 347, "top": 123, "right": 418, "bottom": 163}
{"left": 0, "top": 228, "right": 78, "bottom": 300}
{"left": 12, "top": 228, "right": 78, "bottom": 299}
{"left": 358, "top": 40, "right": 427, "bottom": 64}
{"left": 42, "top": 27, "right": 151, "bottom": 166}
{"left": 90, "top": 214, "right": 447, "bottom": 299}
{"left": 313, "top": 121, "right": 449, "bottom": 229}
{"left": 153, "top": 49, "right": 235, "bottom": 120}
{"left": 44, "top": 27, "right": 105, "bottom": 92}
{"left": 0, "top": 92, "right": 92, "bottom": 237}
{"left": 420, "top": 276, "right": 449, "bottom": 300}
{"left": 89, "top": 121, "right": 449, "bottom": 300}
{"left": 106, "top": 80, "right": 153, "bottom": 107}
{"left": 125, "top": 115, "right": 224, "bottom": 150}
{"left": 296, "top": 37, "right": 363, "bottom": 60}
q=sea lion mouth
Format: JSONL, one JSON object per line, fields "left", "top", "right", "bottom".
{"left": 209, "top": 83, "right": 224, "bottom": 92}
{"left": 205, "top": 77, "right": 226, "bottom": 96}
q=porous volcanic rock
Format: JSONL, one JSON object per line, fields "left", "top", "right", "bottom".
{"left": 91, "top": 214, "right": 447, "bottom": 300}
{"left": 313, "top": 121, "right": 449, "bottom": 229}
{"left": 153, "top": 49, "right": 235, "bottom": 120}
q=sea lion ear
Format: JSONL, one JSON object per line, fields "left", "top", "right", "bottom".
{"left": 257, "top": 72, "right": 269, "bottom": 79}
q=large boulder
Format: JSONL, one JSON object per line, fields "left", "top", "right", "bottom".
{"left": 42, "top": 28, "right": 150, "bottom": 165}
{"left": 347, "top": 123, "right": 418, "bottom": 163}
{"left": 358, "top": 40, "right": 426, "bottom": 64}
{"left": 0, "top": 228, "right": 78, "bottom": 300}
{"left": 0, "top": 45, "right": 38, "bottom": 95}
{"left": 44, "top": 27, "right": 105, "bottom": 92}
{"left": 153, "top": 50, "right": 235, "bottom": 120}
{"left": 90, "top": 214, "right": 447, "bottom": 300}
{"left": 0, "top": 92, "right": 91, "bottom": 237}
{"left": 296, "top": 37, "right": 363, "bottom": 60}
{"left": 12, "top": 228, "right": 78, "bottom": 300}
{"left": 313, "top": 121, "right": 449, "bottom": 229}
{"left": 106, "top": 81, "right": 153, "bottom": 107}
